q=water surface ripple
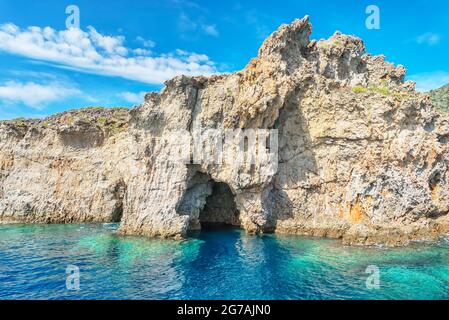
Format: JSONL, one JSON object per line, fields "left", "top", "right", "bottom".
{"left": 0, "top": 224, "right": 448, "bottom": 300}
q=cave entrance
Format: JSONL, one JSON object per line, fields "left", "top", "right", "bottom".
{"left": 111, "top": 180, "right": 126, "bottom": 223}
{"left": 199, "top": 181, "right": 240, "bottom": 230}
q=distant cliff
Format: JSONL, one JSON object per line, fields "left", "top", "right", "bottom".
{"left": 1, "top": 16, "right": 448, "bottom": 246}
{"left": 430, "top": 84, "right": 449, "bottom": 112}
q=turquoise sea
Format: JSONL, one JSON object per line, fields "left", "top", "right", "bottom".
{"left": 0, "top": 223, "right": 448, "bottom": 300}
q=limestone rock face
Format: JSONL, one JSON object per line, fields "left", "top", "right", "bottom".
{"left": 1, "top": 16, "right": 449, "bottom": 245}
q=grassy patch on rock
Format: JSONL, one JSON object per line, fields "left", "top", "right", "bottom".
{"left": 0, "top": 106, "right": 130, "bottom": 134}
{"left": 351, "top": 83, "right": 414, "bottom": 102}
{"left": 429, "top": 84, "right": 449, "bottom": 112}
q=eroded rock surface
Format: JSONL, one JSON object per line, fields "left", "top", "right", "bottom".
{"left": 1, "top": 17, "right": 449, "bottom": 245}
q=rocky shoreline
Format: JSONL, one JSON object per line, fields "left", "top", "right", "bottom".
{"left": 1, "top": 16, "right": 449, "bottom": 246}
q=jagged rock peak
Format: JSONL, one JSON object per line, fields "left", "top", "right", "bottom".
{"left": 258, "top": 16, "right": 312, "bottom": 57}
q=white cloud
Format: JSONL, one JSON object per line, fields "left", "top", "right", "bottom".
{"left": 0, "top": 81, "right": 81, "bottom": 109}
{"left": 175, "top": 49, "right": 210, "bottom": 63}
{"left": 133, "top": 48, "right": 152, "bottom": 56}
{"left": 178, "top": 13, "right": 219, "bottom": 38}
{"left": 136, "top": 36, "right": 156, "bottom": 48}
{"left": 119, "top": 91, "right": 147, "bottom": 104}
{"left": 202, "top": 24, "right": 219, "bottom": 37}
{"left": 408, "top": 71, "right": 449, "bottom": 92}
{"left": 416, "top": 33, "right": 442, "bottom": 46}
{"left": 88, "top": 26, "right": 128, "bottom": 55}
{"left": 0, "top": 23, "right": 217, "bottom": 85}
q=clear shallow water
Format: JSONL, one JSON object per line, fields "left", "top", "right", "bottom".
{"left": 0, "top": 223, "right": 448, "bottom": 300}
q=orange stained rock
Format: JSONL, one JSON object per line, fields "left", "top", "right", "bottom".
{"left": 348, "top": 201, "right": 365, "bottom": 224}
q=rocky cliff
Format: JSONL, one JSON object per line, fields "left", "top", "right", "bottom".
{"left": 1, "top": 17, "right": 449, "bottom": 245}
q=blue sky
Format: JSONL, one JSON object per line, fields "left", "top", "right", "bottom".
{"left": 0, "top": 0, "right": 448, "bottom": 119}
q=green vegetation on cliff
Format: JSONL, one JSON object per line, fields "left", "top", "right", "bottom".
{"left": 429, "top": 84, "right": 449, "bottom": 112}
{"left": 0, "top": 107, "right": 130, "bottom": 134}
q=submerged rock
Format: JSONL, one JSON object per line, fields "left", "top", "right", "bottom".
{"left": 1, "top": 17, "right": 448, "bottom": 245}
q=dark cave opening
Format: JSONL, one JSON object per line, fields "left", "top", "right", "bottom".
{"left": 111, "top": 203, "right": 123, "bottom": 223}
{"left": 111, "top": 180, "right": 126, "bottom": 223}
{"left": 199, "top": 181, "right": 240, "bottom": 230}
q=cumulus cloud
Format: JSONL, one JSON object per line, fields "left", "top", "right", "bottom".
{"left": 87, "top": 26, "right": 128, "bottom": 55}
{"left": 0, "top": 81, "right": 81, "bottom": 109}
{"left": 119, "top": 91, "right": 147, "bottom": 104}
{"left": 0, "top": 23, "right": 217, "bottom": 85}
{"left": 408, "top": 71, "right": 449, "bottom": 92}
{"left": 416, "top": 33, "right": 442, "bottom": 46}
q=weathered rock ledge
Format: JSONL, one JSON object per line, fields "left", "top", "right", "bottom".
{"left": 1, "top": 17, "right": 449, "bottom": 246}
